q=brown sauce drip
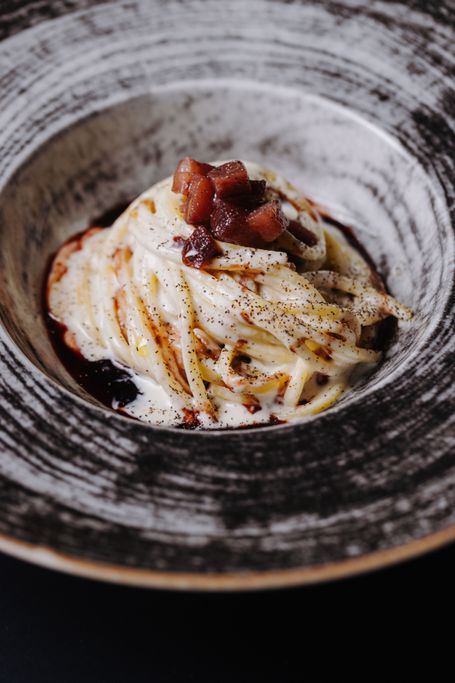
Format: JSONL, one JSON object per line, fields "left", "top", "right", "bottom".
{"left": 43, "top": 199, "right": 397, "bottom": 426}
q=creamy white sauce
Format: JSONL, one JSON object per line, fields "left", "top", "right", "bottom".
{"left": 48, "top": 161, "right": 409, "bottom": 428}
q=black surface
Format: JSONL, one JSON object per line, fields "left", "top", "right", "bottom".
{"left": 0, "top": 546, "right": 451, "bottom": 682}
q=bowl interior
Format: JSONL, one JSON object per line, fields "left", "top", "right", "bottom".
{"left": 0, "top": 81, "right": 444, "bottom": 416}
{"left": 0, "top": 0, "right": 454, "bottom": 589}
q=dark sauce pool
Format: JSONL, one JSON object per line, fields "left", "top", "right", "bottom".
{"left": 43, "top": 201, "right": 141, "bottom": 412}
{"left": 43, "top": 200, "right": 397, "bottom": 428}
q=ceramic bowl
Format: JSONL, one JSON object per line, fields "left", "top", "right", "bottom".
{"left": 0, "top": 0, "right": 453, "bottom": 589}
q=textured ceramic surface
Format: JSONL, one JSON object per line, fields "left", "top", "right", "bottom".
{"left": 0, "top": 0, "right": 453, "bottom": 589}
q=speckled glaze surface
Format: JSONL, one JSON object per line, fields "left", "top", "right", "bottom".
{"left": 0, "top": 0, "right": 453, "bottom": 589}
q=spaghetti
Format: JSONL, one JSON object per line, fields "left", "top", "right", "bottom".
{"left": 47, "top": 160, "right": 412, "bottom": 428}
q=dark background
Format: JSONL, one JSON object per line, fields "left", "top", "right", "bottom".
{"left": 0, "top": 545, "right": 451, "bottom": 682}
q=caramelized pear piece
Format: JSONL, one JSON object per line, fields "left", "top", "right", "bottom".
{"left": 246, "top": 199, "right": 289, "bottom": 242}
{"left": 184, "top": 175, "right": 215, "bottom": 224}
{"left": 208, "top": 160, "right": 250, "bottom": 198}
{"left": 236, "top": 179, "right": 267, "bottom": 209}
{"left": 172, "top": 157, "right": 214, "bottom": 194}
{"left": 210, "top": 199, "right": 264, "bottom": 247}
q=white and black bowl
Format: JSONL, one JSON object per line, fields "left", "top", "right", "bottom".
{"left": 0, "top": 0, "right": 453, "bottom": 589}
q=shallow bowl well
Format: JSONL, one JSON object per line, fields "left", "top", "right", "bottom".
{"left": 0, "top": 0, "right": 453, "bottom": 589}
